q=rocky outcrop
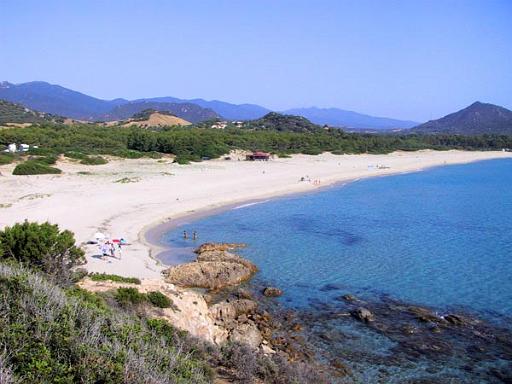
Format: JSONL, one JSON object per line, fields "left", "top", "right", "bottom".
{"left": 194, "top": 242, "right": 246, "bottom": 254}
{"left": 163, "top": 243, "right": 256, "bottom": 290}
{"left": 78, "top": 277, "right": 229, "bottom": 344}
{"left": 262, "top": 287, "right": 283, "bottom": 297}
{"left": 230, "top": 322, "right": 263, "bottom": 349}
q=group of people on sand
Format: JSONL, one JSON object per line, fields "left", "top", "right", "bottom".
{"left": 300, "top": 175, "right": 321, "bottom": 185}
{"left": 97, "top": 238, "right": 127, "bottom": 260}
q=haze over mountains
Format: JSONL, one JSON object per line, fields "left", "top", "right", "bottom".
{"left": 0, "top": 81, "right": 418, "bottom": 129}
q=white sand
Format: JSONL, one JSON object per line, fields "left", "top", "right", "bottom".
{"left": 1, "top": 150, "right": 510, "bottom": 279}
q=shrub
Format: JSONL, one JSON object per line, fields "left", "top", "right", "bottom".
{"left": 110, "top": 149, "right": 144, "bottom": 159}
{"left": 0, "top": 153, "right": 15, "bottom": 165}
{"left": 32, "top": 155, "right": 58, "bottom": 164}
{"left": 64, "top": 151, "right": 87, "bottom": 160}
{"left": 114, "top": 287, "right": 147, "bottom": 306}
{"left": 0, "top": 221, "right": 85, "bottom": 284}
{"left": 12, "top": 160, "right": 61, "bottom": 175}
{"left": 147, "top": 291, "right": 172, "bottom": 308}
{"left": 80, "top": 156, "right": 108, "bottom": 165}
{"left": 89, "top": 272, "right": 141, "bottom": 284}
{"left": 27, "top": 147, "right": 57, "bottom": 156}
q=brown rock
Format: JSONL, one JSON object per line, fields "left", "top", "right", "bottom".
{"left": 291, "top": 323, "right": 303, "bottom": 332}
{"left": 209, "top": 301, "right": 237, "bottom": 323}
{"left": 444, "top": 314, "right": 468, "bottom": 326}
{"left": 351, "top": 307, "right": 374, "bottom": 322}
{"left": 331, "top": 359, "right": 352, "bottom": 377}
{"left": 230, "top": 322, "right": 263, "bottom": 349}
{"left": 408, "top": 306, "right": 443, "bottom": 323}
{"left": 164, "top": 261, "right": 256, "bottom": 290}
{"left": 340, "top": 294, "right": 357, "bottom": 302}
{"left": 194, "top": 242, "right": 246, "bottom": 254}
{"left": 230, "top": 299, "right": 258, "bottom": 316}
{"left": 262, "top": 287, "right": 283, "bottom": 297}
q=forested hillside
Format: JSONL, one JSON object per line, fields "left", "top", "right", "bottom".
{"left": 0, "top": 100, "right": 64, "bottom": 124}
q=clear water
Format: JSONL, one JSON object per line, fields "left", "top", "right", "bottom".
{"left": 160, "top": 159, "right": 512, "bottom": 381}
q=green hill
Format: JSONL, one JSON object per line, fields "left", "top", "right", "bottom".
{"left": 0, "top": 99, "right": 63, "bottom": 124}
{"left": 244, "top": 112, "right": 323, "bottom": 133}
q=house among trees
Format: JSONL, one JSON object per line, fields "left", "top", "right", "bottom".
{"left": 246, "top": 151, "right": 270, "bottom": 161}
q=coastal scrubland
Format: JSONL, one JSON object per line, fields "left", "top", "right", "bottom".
{"left": 0, "top": 222, "right": 330, "bottom": 383}
{"left": 1, "top": 117, "right": 511, "bottom": 169}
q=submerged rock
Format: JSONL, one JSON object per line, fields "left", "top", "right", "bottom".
{"left": 351, "top": 307, "right": 374, "bottom": 322}
{"left": 263, "top": 287, "right": 283, "bottom": 297}
{"left": 340, "top": 294, "right": 357, "bottom": 302}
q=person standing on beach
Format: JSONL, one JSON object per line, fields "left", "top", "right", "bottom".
{"left": 193, "top": 231, "right": 197, "bottom": 240}
{"left": 183, "top": 230, "right": 188, "bottom": 239}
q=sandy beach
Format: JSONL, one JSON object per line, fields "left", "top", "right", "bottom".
{"left": 1, "top": 150, "right": 511, "bottom": 279}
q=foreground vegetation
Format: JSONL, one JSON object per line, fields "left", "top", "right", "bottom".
{"left": 0, "top": 222, "right": 329, "bottom": 383}
{"left": 1, "top": 118, "right": 511, "bottom": 166}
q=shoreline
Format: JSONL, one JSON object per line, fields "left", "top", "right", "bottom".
{"left": 142, "top": 155, "right": 507, "bottom": 267}
{"left": 1, "top": 150, "right": 511, "bottom": 279}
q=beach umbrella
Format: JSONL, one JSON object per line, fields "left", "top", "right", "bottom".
{"left": 94, "top": 232, "right": 106, "bottom": 240}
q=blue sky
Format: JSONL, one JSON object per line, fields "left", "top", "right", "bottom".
{"left": 1, "top": 0, "right": 511, "bottom": 121}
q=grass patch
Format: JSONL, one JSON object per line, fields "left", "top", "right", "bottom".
{"left": 80, "top": 156, "right": 108, "bottom": 165}
{"left": 147, "top": 291, "right": 172, "bottom": 308}
{"left": 13, "top": 161, "right": 61, "bottom": 175}
{"left": 89, "top": 272, "right": 141, "bottom": 285}
{"left": 77, "top": 171, "right": 92, "bottom": 175}
{"left": 0, "top": 203, "right": 13, "bottom": 208}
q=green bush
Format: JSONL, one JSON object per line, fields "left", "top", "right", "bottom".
{"left": 114, "top": 287, "right": 147, "bottom": 306}
{"left": 0, "top": 221, "right": 85, "bottom": 284}
{"left": 147, "top": 291, "right": 172, "bottom": 308}
{"left": 27, "top": 147, "right": 57, "bottom": 156}
{"left": 12, "top": 160, "right": 62, "bottom": 175}
{"left": 0, "top": 153, "right": 15, "bottom": 165}
{"left": 110, "top": 149, "right": 144, "bottom": 159}
{"left": 32, "top": 155, "right": 58, "bottom": 164}
{"left": 80, "top": 156, "right": 108, "bottom": 165}
{"left": 89, "top": 272, "right": 141, "bottom": 284}
{"left": 64, "top": 151, "right": 87, "bottom": 160}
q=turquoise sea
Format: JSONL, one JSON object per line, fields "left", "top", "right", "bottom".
{"left": 160, "top": 158, "right": 512, "bottom": 382}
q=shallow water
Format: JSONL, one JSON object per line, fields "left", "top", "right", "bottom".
{"left": 160, "top": 158, "right": 512, "bottom": 382}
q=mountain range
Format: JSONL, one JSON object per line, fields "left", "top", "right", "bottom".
{"left": 1, "top": 81, "right": 511, "bottom": 135}
{"left": 0, "top": 81, "right": 418, "bottom": 129}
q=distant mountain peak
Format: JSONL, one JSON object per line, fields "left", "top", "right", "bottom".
{"left": 411, "top": 101, "right": 512, "bottom": 135}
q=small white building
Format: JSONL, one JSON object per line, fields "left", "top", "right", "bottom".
{"left": 7, "top": 143, "right": 16, "bottom": 153}
{"left": 19, "top": 144, "right": 30, "bottom": 152}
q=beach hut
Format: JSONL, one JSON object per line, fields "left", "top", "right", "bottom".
{"left": 246, "top": 151, "right": 270, "bottom": 161}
